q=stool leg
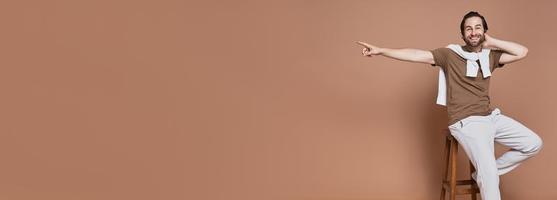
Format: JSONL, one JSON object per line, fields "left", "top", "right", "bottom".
{"left": 440, "top": 136, "right": 450, "bottom": 200}
{"left": 449, "top": 138, "right": 458, "bottom": 200}
{"left": 470, "top": 161, "right": 477, "bottom": 200}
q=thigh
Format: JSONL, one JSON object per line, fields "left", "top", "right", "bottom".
{"left": 494, "top": 114, "right": 542, "bottom": 150}
{"left": 449, "top": 118, "right": 497, "bottom": 163}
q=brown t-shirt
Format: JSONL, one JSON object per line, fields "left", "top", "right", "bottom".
{"left": 430, "top": 46, "right": 506, "bottom": 125}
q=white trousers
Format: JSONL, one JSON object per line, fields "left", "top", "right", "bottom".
{"left": 448, "top": 108, "right": 543, "bottom": 200}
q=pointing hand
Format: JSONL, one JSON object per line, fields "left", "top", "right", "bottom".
{"left": 356, "top": 41, "right": 381, "bottom": 57}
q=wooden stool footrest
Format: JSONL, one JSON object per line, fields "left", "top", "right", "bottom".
{"left": 442, "top": 181, "right": 479, "bottom": 195}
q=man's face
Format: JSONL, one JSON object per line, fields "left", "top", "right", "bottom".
{"left": 461, "top": 16, "right": 486, "bottom": 47}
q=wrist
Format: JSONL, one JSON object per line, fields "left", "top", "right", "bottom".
{"left": 377, "top": 47, "right": 385, "bottom": 55}
{"left": 487, "top": 37, "right": 501, "bottom": 48}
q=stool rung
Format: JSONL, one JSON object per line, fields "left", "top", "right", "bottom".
{"left": 442, "top": 180, "right": 476, "bottom": 185}
{"left": 457, "top": 187, "right": 480, "bottom": 194}
{"left": 442, "top": 182, "right": 480, "bottom": 194}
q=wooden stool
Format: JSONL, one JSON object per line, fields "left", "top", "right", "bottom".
{"left": 440, "top": 129, "right": 480, "bottom": 200}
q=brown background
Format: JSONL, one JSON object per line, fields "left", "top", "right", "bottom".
{"left": 1, "top": 0, "right": 556, "bottom": 200}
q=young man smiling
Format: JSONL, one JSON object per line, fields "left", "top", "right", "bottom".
{"left": 356, "top": 11, "right": 542, "bottom": 200}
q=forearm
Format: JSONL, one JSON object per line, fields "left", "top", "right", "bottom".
{"left": 379, "top": 48, "right": 433, "bottom": 63}
{"left": 489, "top": 38, "right": 528, "bottom": 57}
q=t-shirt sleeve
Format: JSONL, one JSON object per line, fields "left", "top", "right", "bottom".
{"left": 490, "top": 49, "right": 506, "bottom": 70}
{"left": 430, "top": 47, "right": 449, "bottom": 71}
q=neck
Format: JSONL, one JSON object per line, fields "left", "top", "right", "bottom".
{"left": 464, "top": 45, "right": 482, "bottom": 53}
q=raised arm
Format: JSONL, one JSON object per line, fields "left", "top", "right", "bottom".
{"left": 482, "top": 34, "right": 528, "bottom": 64}
{"left": 356, "top": 41, "right": 435, "bottom": 65}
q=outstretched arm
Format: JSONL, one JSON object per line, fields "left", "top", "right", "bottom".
{"left": 482, "top": 34, "right": 528, "bottom": 64}
{"left": 356, "top": 41, "right": 435, "bottom": 65}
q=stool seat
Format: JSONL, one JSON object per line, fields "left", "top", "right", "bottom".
{"left": 440, "top": 129, "right": 480, "bottom": 200}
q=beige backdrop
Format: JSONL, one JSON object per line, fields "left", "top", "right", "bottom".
{"left": 1, "top": 0, "right": 556, "bottom": 200}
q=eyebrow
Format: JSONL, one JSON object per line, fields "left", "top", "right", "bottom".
{"left": 465, "top": 24, "right": 483, "bottom": 28}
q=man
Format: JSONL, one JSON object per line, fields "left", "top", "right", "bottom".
{"left": 356, "top": 11, "right": 543, "bottom": 200}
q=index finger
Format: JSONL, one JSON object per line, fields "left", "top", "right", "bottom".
{"left": 355, "top": 41, "right": 370, "bottom": 48}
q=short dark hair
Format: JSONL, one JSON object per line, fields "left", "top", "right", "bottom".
{"left": 460, "top": 11, "right": 488, "bottom": 36}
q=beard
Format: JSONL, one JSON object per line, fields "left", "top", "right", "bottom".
{"left": 463, "top": 34, "right": 486, "bottom": 47}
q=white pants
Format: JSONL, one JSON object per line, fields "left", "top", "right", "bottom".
{"left": 448, "top": 108, "right": 543, "bottom": 200}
